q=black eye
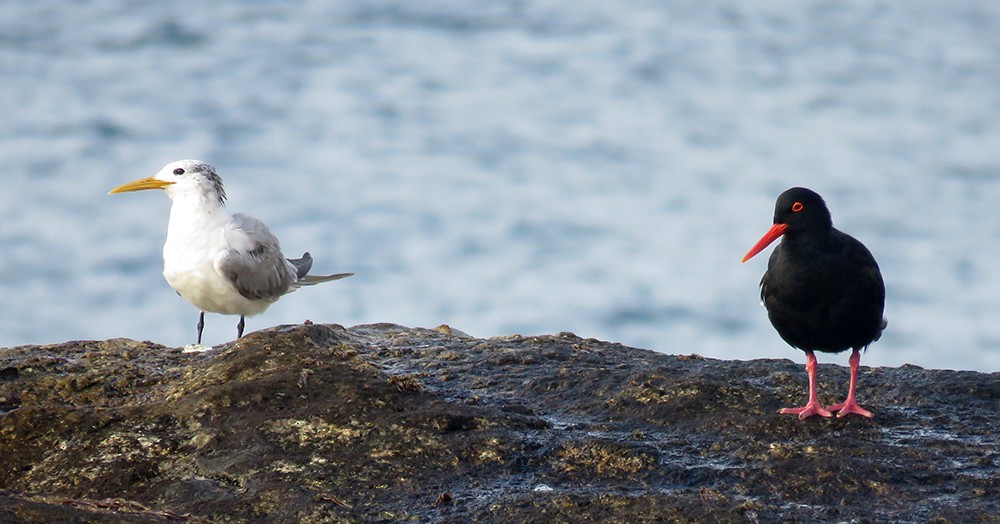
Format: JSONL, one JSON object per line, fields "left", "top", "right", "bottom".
{"left": 173, "top": 168, "right": 185, "bottom": 175}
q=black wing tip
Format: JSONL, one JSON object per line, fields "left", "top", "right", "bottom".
{"left": 287, "top": 253, "right": 315, "bottom": 279}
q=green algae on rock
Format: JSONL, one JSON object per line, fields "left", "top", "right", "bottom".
{"left": 1, "top": 324, "right": 998, "bottom": 523}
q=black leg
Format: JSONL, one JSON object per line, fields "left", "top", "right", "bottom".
{"left": 196, "top": 311, "right": 205, "bottom": 345}
{"left": 237, "top": 315, "right": 245, "bottom": 338}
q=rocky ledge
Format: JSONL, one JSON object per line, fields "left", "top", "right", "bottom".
{"left": 0, "top": 323, "right": 997, "bottom": 523}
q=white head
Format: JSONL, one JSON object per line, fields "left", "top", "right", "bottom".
{"left": 110, "top": 159, "right": 227, "bottom": 206}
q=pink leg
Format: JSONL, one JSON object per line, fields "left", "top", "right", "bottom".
{"left": 779, "top": 351, "right": 833, "bottom": 419}
{"left": 827, "top": 348, "right": 873, "bottom": 418}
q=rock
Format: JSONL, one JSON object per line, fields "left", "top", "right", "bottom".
{"left": 0, "top": 323, "right": 997, "bottom": 523}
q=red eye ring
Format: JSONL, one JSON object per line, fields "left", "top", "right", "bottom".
{"left": 791, "top": 202, "right": 804, "bottom": 212}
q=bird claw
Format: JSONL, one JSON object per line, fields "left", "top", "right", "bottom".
{"left": 827, "top": 399, "right": 873, "bottom": 418}
{"left": 779, "top": 401, "right": 833, "bottom": 419}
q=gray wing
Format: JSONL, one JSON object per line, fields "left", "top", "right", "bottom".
{"left": 214, "top": 213, "right": 297, "bottom": 301}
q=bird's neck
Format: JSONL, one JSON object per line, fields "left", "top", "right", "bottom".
{"left": 164, "top": 196, "right": 230, "bottom": 250}
{"left": 783, "top": 227, "right": 836, "bottom": 253}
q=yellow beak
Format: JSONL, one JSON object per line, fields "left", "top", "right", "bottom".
{"left": 108, "top": 176, "right": 174, "bottom": 194}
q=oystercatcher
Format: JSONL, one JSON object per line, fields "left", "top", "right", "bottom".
{"left": 742, "top": 187, "right": 886, "bottom": 419}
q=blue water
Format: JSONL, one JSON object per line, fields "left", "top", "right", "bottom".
{"left": 2, "top": 1, "right": 999, "bottom": 371}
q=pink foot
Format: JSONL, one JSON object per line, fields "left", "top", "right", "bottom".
{"left": 779, "top": 401, "right": 833, "bottom": 420}
{"left": 827, "top": 349, "right": 874, "bottom": 418}
{"left": 780, "top": 351, "right": 833, "bottom": 420}
{"left": 827, "top": 399, "right": 873, "bottom": 418}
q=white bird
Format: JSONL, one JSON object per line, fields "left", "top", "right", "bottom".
{"left": 109, "top": 159, "right": 353, "bottom": 344}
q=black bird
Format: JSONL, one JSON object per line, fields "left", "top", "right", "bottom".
{"left": 742, "top": 187, "right": 886, "bottom": 419}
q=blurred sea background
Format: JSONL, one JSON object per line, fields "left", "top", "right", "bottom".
{"left": 2, "top": 1, "right": 999, "bottom": 371}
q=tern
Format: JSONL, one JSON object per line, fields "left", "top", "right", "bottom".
{"left": 110, "top": 159, "right": 353, "bottom": 345}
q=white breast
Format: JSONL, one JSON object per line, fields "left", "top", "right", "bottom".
{"left": 161, "top": 199, "right": 275, "bottom": 316}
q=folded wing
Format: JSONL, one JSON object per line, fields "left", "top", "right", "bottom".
{"left": 215, "top": 213, "right": 297, "bottom": 301}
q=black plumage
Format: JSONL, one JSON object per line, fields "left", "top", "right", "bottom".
{"left": 743, "top": 187, "right": 886, "bottom": 419}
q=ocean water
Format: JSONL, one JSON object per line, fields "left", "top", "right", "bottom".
{"left": 2, "top": 1, "right": 1000, "bottom": 371}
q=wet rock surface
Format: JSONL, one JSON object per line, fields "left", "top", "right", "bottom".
{"left": 0, "top": 323, "right": 997, "bottom": 523}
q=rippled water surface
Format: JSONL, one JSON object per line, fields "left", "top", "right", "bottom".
{"left": 2, "top": 1, "right": 1000, "bottom": 371}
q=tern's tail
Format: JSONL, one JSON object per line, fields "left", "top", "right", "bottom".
{"left": 299, "top": 272, "right": 354, "bottom": 285}
{"left": 287, "top": 252, "right": 354, "bottom": 286}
